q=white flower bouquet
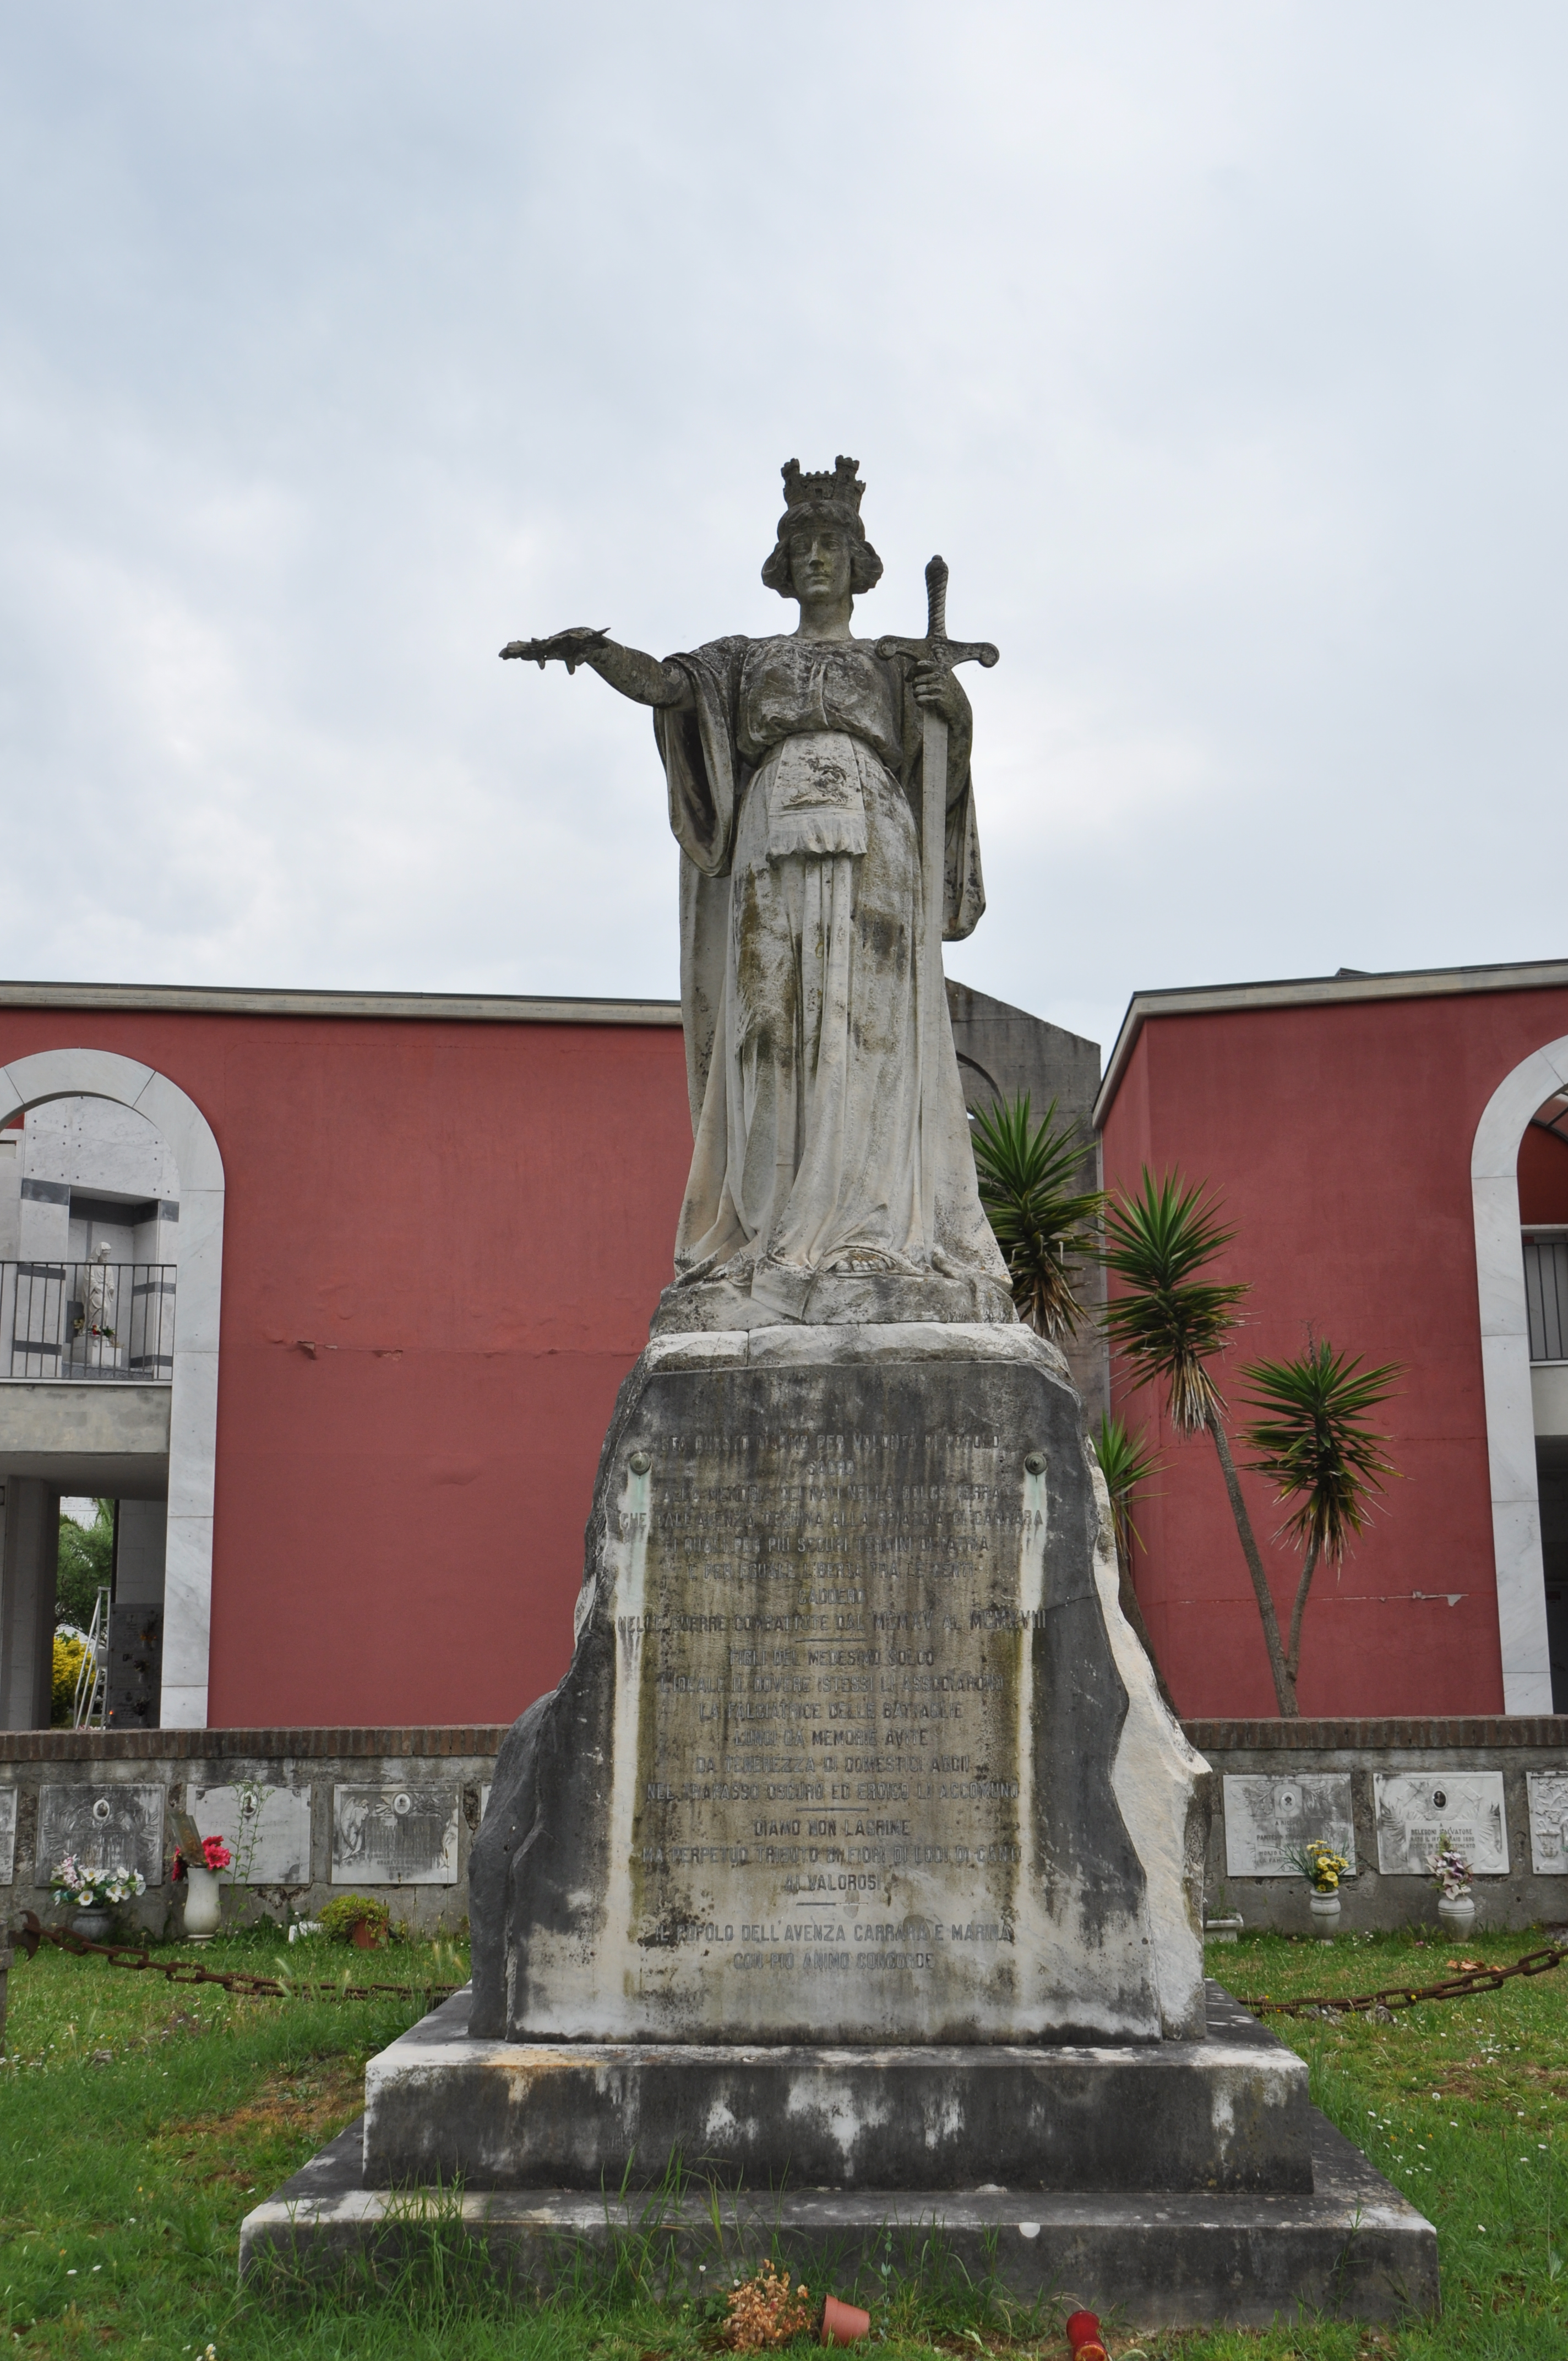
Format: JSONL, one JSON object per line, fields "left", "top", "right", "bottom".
{"left": 50, "top": 1853, "right": 147, "bottom": 1910}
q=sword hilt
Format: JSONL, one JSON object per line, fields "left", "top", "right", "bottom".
{"left": 925, "top": 554, "right": 949, "bottom": 648}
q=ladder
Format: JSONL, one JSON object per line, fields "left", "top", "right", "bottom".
{"left": 72, "top": 1586, "right": 110, "bottom": 1729}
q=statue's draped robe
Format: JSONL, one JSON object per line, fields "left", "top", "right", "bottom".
{"left": 654, "top": 633, "right": 1009, "bottom": 1292}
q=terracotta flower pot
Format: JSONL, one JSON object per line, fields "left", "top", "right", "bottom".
{"left": 820, "top": 2296, "right": 870, "bottom": 2344}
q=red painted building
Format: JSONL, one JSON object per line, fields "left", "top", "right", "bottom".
{"left": 0, "top": 977, "right": 1096, "bottom": 1732}
{"left": 4, "top": 957, "right": 1564, "bottom": 1732}
{"left": 1095, "top": 959, "right": 1568, "bottom": 1722}
{"left": 0, "top": 988, "right": 691, "bottom": 1731}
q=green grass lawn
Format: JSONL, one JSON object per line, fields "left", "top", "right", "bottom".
{"left": 3, "top": 1922, "right": 1567, "bottom": 2360}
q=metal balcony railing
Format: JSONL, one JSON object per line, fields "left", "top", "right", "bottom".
{"left": 0, "top": 1260, "right": 176, "bottom": 1381}
{"left": 1524, "top": 1232, "right": 1568, "bottom": 1364}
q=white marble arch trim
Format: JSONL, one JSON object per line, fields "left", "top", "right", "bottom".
{"left": 0, "top": 1047, "right": 224, "bottom": 1728}
{"left": 1471, "top": 1036, "right": 1568, "bottom": 1715}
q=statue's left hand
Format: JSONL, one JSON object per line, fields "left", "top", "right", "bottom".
{"left": 910, "top": 659, "right": 970, "bottom": 727}
{"left": 499, "top": 627, "right": 612, "bottom": 674}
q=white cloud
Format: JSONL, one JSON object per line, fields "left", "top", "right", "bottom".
{"left": 2, "top": 1, "right": 1566, "bottom": 1054}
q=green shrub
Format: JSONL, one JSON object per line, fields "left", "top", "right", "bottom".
{"left": 318, "top": 1892, "right": 393, "bottom": 1944}
{"left": 51, "top": 1631, "right": 88, "bottom": 1726}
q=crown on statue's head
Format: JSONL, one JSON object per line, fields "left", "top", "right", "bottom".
{"left": 778, "top": 454, "right": 866, "bottom": 531}
{"left": 761, "top": 453, "right": 882, "bottom": 597}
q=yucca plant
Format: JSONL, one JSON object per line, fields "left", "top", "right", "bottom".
{"left": 1093, "top": 1412, "right": 1178, "bottom": 1715}
{"left": 1240, "top": 1340, "right": 1403, "bottom": 1696}
{"left": 970, "top": 1093, "right": 1105, "bottom": 1339}
{"left": 1102, "top": 1169, "right": 1297, "bottom": 1717}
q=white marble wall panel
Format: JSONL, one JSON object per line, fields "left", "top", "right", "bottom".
{"left": 331, "top": 1786, "right": 459, "bottom": 1885}
{"left": 1532, "top": 1364, "right": 1568, "bottom": 1438}
{"left": 1373, "top": 1771, "right": 1509, "bottom": 1876}
{"left": 192, "top": 1783, "right": 312, "bottom": 1884}
{"left": 23, "top": 1095, "right": 178, "bottom": 1201}
{"left": 0, "top": 1788, "right": 16, "bottom": 1883}
{"left": 1527, "top": 1772, "right": 1568, "bottom": 1872}
{"left": 36, "top": 1782, "right": 165, "bottom": 1885}
{"left": 1222, "top": 1773, "right": 1356, "bottom": 1878}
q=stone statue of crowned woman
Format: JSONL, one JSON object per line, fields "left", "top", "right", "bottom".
{"left": 504, "top": 456, "right": 1013, "bottom": 1331}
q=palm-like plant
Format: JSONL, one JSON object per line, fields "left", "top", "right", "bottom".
{"left": 1093, "top": 1413, "right": 1178, "bottom": 1715}
{"left": 1102, "top": 1169, "right": 1297, "bottom": 1717}
{"left": 970, "top": 1094, "right": 1105, "bottom": 1340}
{"left": 1240, "top": 1341, "right": 1403, "bottom": 1696}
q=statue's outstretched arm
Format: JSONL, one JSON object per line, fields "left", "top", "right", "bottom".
{"left": 499, "top": 628, "right": 691, "bottom": 710}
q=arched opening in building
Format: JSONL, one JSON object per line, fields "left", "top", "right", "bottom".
{"left": 1471, "top": 1037, "right": 1568, "bottom": 1712}
{"left": 0, "top": 1050, "right": 223, "bottom": 1731}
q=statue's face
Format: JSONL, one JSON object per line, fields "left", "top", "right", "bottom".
{"left": 789, "top": 526, "right": 852, "bottom": 606}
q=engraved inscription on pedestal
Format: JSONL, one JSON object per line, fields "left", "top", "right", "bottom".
{"left": 193, "top": 1784, "right": 313, "bottom": 1884}
{"left": 1373, "top": 1771, "right": 1508, "bottom": 1876}
{"left": 472, "top": 1326, "right": 1207, "bottom": 2048}
{"left": 1222, "top": 1774, "right": 1355, "bottom": 1878}
{"left": 1527, "top": 1772, "right": 1568, "bottom": 1872}
{"left": 0, "top": 1788, "right": 15, "bottom": 1884}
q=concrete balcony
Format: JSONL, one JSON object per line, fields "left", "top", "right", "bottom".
{"left": 0, "top": 1377, "right": 170, "bottom": 1490}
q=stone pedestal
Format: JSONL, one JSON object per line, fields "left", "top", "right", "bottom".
{"left": 360, "top": 1983, "right": 1311, "bottom": 2194}
{"left": 245, "top": 1319, "right": 1437, "bottom": 2325}
{"left": 469, "top": 1322, "right": 1209, "bottom": 2051}
{"left": 239, "top": 1985, "right": 1438, "bottom": 2328}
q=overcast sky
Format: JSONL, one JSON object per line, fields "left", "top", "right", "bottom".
{"left": 4, "top": 3, "right": 1566, "bottom": 1059}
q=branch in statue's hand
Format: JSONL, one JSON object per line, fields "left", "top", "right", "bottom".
{"left": 498, "top": 627, "right": 612, "bottom": 674}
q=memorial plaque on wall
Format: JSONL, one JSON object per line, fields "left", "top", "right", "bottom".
{"left": 1222, "top": 1773, "right": 1356, "bottom": 1878}
{"left": 36, "top": 1784, "right": 165, "bottom": 1885}
{"left": 1527, "top": 1772, "right": 1568, "bottom": 1873}
{"left": 472, "top": 1329, "right": 1207, "bottom": 2048}
{"left": 1373, "top": 1771, "right": 1509, "bottom": 1876}
{"left": 192, "top": 1784, "right": 312, "bottom": 1884}
{"left": 332, "top": 1786, "right": 459, "bottom": 1885}
{"left": 0, "top": 1788, "right": 15, "bottom": 1884}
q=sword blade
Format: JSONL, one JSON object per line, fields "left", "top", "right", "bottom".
{"left": 921, "top": 705, "right": 949, "bottom": 1249}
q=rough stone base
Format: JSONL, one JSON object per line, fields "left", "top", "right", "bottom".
{"left": 362, "top": 1984, "right": 1312, "bottom": 2194}
{"left": 650, "top": 1269, "right": 1015, "bottom": 1334}
{"left": 239, "top": 2112, "right": 1438, "bottom": 2328}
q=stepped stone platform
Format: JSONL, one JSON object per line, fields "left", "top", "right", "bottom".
{"left": 238, "top": 1985, "right": 1438, "bottom": 2327}
{"left": 360, "top": 1984, "right": 1311, "bottom": 2193}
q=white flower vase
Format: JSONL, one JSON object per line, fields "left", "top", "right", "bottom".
{"left": 1309, "top": 1891, "right": 1342, "bottom": 1940}
{"left": 1438, "top": 1892, "right": 1477, "bottom": 1939}
{"left": 182, "top": 1864, "right": 223, "bottom": 1943}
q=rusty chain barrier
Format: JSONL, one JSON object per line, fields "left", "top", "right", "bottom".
{"left": 1237, "top": 1935, "right": 1568, "bottom": 2020}
{"left": 14, "top": 1910, "right": 1567, "bottom": 2027}
{"left": 9, "top": 1911, "right": 459, "bottom": 2009}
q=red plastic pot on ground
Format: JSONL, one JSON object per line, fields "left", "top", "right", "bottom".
{"left": 819, "top": 2296, "right": 870, "bottom": 2345}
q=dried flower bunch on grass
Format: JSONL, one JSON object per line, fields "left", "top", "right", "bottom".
{"left": 721, "top": 2263, "right": 814, "bottom": 2351}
